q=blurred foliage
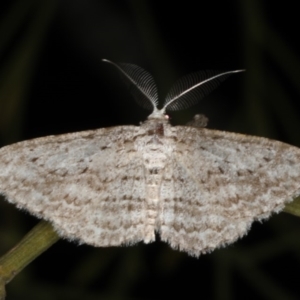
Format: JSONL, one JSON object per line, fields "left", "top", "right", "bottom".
{"left": 0, "top": 0, "right": 300, "bottom": 299}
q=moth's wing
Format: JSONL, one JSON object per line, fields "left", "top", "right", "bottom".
{"left": 0, "top": 126, "right": 148, "bottom": 246}
{"left": 159, "top": 127, "right": 300, "bottom": 257}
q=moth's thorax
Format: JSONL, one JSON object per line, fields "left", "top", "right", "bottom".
{"left": 137, "top": 117, "right": 174, "bottom": 157}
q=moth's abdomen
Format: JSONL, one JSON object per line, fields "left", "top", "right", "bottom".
{"left": 141, "top": 138, "right": 170, "bottom": 243}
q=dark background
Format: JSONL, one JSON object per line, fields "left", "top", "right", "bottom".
{"left": 1, "top": 1, "right": 300, "bottom": 299}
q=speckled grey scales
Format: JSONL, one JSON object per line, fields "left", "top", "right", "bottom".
{"left": 1, "top": 120, "right": 300, "bottom": 257}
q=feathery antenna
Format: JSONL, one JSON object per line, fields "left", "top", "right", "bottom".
{"left": 162, "top": 70, "right": 245, "bottom": 112}
{"left": 102, "top": 59, "right": 158, "bottom": 111}
{"left": 103, "top": 59, "right": 244, "bottom": 119}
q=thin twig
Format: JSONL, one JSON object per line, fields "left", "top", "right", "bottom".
{"left": 0, "top": 220, "right": 59, "bottom": 299}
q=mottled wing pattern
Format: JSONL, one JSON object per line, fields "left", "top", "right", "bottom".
{"left": 159, "top": 127, "right": 300, "bottom": 256}
{"left": 0, "top": 126, "right": 147, "bottom": 246}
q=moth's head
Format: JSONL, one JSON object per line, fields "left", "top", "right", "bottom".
{"left": 147, "top": 107, "right": 169, "bottom": 121}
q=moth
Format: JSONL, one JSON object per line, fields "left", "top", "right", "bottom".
{"left": 0, "top": 60, "right": 299, "bottom": 257}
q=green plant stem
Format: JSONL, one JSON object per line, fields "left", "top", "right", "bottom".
{"left": 284, "top": 196, "right": 300, "bottom": 217}
{"left": 0, "top": 220, "right": 59, "bottom": 299}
